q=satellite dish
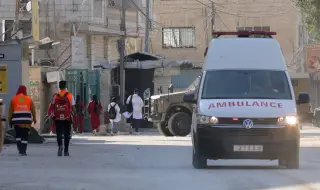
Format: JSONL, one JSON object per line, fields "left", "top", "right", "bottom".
{"left": 26, "top": 1, "right": 32, "bottom": 12}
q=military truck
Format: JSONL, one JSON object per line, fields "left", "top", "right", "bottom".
{"left": 149, "top": 76, "right": 200, "bottom": 136}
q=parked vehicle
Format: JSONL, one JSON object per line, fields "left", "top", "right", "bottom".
{"left": 148, "top": 77, "right": 200, "bottom": 136}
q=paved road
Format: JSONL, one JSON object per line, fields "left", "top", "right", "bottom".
{"left": 1, "top": 127, "right": 320, "bottom": 190}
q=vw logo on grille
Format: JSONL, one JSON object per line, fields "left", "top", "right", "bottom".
{"left": 243, "top": 119, "right": 254, "bottom": 129}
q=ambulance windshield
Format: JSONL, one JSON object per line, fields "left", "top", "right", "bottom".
{"left": 201, "top": 70, "right": 292, "bottom": 100}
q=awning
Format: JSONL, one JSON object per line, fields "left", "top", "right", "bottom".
{"left": 93, "top": 52, "right": 193, "bottom": 69}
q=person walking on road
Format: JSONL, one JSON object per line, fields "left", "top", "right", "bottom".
{"left": 47, "top": 101, "right": 56, "bottom": 134}
{"left": 108, "top": 97, "right": 121, "bottom": 135}
{"left": 51, "top": 81, "right": 75, "bottom": 157}
{"left": 75, "top": 95, "right": 84, "bottom": 134}
{"left": 8, "top": 85, "right": 37, "bottom": 156}
{"left": 87, "top": 94, "right": 102, "bottom": 135}
{"left": 126, "top": 88, "right": 144, "bottom": 135}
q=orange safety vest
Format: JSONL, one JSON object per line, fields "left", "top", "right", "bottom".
{"left": 11, "top": 94, "right": 33, "bottom": 125}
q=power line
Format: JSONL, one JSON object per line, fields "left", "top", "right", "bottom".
{"left": 209, "top": 0, "right": 292, "bottom": 14}
{"left": 0, "top": 3, "right": 28, "bottom": 40}
{"left": 216, "top": 13, "right": 230, "bottom": 30}
{"left": 196, "top": 0, "right": 295, "bottom": 17}
{"left": 215, "top": 7, "right": 294, "bottom": 17}
{"left": 56, "top": 0, "right": 90, "bottom": 71}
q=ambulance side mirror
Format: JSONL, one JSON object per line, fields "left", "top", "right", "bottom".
{"left": 183, "top": 91, "right": 196, "bottom": 104}
{"left": 296, "top": 92, "right": 310, "bottom": 105}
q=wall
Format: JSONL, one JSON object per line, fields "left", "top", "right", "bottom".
{"left": 99, "top": 70, "right": 111, "bottom": 109}
{"left": 107, "top": 37, "right": 120, "bottom": 62}
{"left": 90, "top": 35, "right": 105, "bottom": 69}
{"left": 150, "top": 0, "right": 210, "bottom": 66}
{"left": 150, "top": 0, "right": 300, "bottom": 68}
{"left": 29, "top": 67, "right": 42, "bottom": 131}
{"left": 154, "top": 76, "right": 171, "bottom": 95}
{"left": 0, "top": 0, "right": 15, "bottom": 19}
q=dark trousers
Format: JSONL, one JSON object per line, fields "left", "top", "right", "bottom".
{"left": 132, "top": 119, "right": 141, "bottom": 132}
{"left": 55, "top": 120, "right": 71, "bottom": 152}
{"left": 14, "top": 126, "right": 29, "bottom": 154}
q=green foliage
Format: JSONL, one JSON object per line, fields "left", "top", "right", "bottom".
{"left": 295, "top": 0, "right": 320, "bottom": 42}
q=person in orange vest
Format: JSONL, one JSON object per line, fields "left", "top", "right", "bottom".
{"left": 8, "top": 85, "right": 37, "bottom": 156}
{"left": 51, "top": 81, "right": 75, "bottom": 156}
{"left": 47, "top": 101, "right": 56, "bottom": 134}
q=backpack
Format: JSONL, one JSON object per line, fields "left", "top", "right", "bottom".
{"left": 126, "top": 95, "right": 133, "bottom": 113}
{"left": 108, "top": 103, "right": 117, "bottom": 120}
{"left": 53, "top": 92, "right": 71, "bottom": 120}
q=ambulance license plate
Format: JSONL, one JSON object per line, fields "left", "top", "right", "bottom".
{"left": 233, "top": 145, "right": 263, "bottom": 152}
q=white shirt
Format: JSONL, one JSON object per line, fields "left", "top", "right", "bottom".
{"left": 126, "top": 94, "right": 144, "bottom": 119}
{"left": 107, "top": 102, "right": 121, "bottom": 122}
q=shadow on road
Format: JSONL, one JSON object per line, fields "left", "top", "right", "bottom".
{"left": 1, "top": 137, "right": 320, "bottom": 190}
{"left": 206, "top": 165, "right": 281, "bottom": 170}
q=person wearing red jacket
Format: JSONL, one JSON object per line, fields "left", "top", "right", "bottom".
{"left": 87, "top": 94, "right": 102, "bottom": 134}
{"left": 48, "top": 102, "right": 56, "bottom": 134}
{"left": 75, "top": 95, "right": 85, "bottom": 134}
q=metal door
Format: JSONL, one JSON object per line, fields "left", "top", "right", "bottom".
{"left": 65, "top": 69, "right": 100, "bottom": 131}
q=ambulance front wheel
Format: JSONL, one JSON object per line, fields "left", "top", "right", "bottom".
{"left": 168, "top": 112, "right": 191, "bottom": 137}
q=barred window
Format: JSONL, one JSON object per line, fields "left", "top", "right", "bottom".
{"left": 162, "top": 27, "right": 196, "bottom": 48}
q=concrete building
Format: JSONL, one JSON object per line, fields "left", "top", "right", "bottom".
{"left": 0, "top": 0, "right": 145, "bottom": 66}
{"left": 0, "top": 0, "right": 147, "bottom": 132}
{"left": 148, "top": 0, "right": 310, "bottom": 94}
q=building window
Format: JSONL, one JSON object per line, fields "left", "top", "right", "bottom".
{"left": 237, "top": 26, "right": 271, "bottom": 32}
{"left": 93, "top": 0, "right": 103, "bottom": 17}
{"left": 162, "top": 27, "right": 196, "bottom": 48}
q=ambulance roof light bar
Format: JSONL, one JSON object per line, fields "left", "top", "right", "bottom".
{"left": 212, "top": 31, "right": 277, "bottom": 38}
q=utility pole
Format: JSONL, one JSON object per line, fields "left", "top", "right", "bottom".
{"left": 144, "top": 0, "right": 150, "bottom": 52}
{"left": 211, "top": 1, "right": 215, "bottom": 35}
{"left": 53, "top": 0, "right": 59, "bottom": 66}
{"left": 119, "top": 0, "right": 127, "bottom": 105}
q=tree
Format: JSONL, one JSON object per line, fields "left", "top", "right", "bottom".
{"left": 295, "top": 0, "right": 320, "bottom": 42}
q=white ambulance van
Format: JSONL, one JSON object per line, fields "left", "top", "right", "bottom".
{"left": 183, "top": 31, "right": 310, "bottom": 169}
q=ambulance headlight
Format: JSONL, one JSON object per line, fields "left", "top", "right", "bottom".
{"left": 197, "top": 115, "right": 219, "bottom": 125}
{"left": 278, "top": 116, "right": 298, "bottom": 125}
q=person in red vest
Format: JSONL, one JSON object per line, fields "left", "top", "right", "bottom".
{"left": 8, "top": 85, "right": 37, "bottom": 156}
{"left": 75, "top": 95, "right": 85, "bottom": 134}
{"left": 87, "top": 94, "right": 102, "bottom": 134}
{"left": 51, "top": 81, "right": 75, "bottom": 157}
{"left": 47, "top": 102, "right": 56, "bottom": 134}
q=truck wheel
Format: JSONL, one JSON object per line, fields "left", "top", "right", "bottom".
{"left": 168, "top": 112, "right": 191, "bottom": 137}
{"left": 192, "top": 134, "right": 207, "bottom": 169}
{"left": 157, "top": 123, "right": 174, "bottom": 137}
